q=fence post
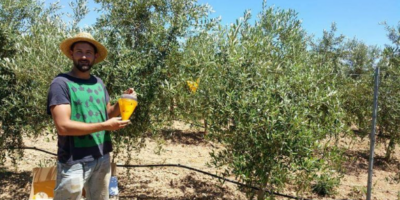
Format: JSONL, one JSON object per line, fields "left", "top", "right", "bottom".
{"left": 366, "top": 66, "right": 380, "bottom": 200}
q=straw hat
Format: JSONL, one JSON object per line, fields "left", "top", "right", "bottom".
{"left": 60, "top": 32, "right": 108, "bottom": 64}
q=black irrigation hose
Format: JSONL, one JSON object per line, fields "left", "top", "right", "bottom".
{"left": 117, "top": 164, "right": 311, "bottom": 200}
{"left": 3, "top": 146, "right": 57, "bottom": 156}
{"left": 2, "top": 147, "right": 312, "bottom": 200}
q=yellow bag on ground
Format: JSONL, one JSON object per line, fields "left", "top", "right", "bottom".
{"left": 29, "top": 166, "right": 57, "bottom": 200}
{"left": 29, "top": 163, "right": 118, "bottom": 199}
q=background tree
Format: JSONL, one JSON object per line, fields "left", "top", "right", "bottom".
{"left": 339, "top": 39, "right": 380, "bottom": 139}
{"left": 310, "top": 23, "right": 346, "bottom": 74}
{"left": 377, "top": 22, "right": 400, "bottom": 160}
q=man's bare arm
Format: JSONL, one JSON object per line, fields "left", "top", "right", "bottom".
{"left": 50, "top": 104, "right": 130, "bottom": 136}
{"left": 107, "top": 102, "right": 120, "bottom": 118}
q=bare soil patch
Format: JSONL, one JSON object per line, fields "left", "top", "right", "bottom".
{"left": 1, "top": 122, "right": 400, "bottom": 200}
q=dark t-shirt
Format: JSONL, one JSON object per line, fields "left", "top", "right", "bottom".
{"left": 47, "top": 73, "right": 112, "bottom": 165}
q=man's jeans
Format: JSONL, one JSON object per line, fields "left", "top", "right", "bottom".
{"left": 54, "top": 154, "right": 111, "bottom": 200}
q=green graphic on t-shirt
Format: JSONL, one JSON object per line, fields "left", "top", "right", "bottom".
{"left": 67, "top": 82, "right": 111, "bottom": 148}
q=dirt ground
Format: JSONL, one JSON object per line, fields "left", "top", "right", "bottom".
{"left": 1, "top": 121, "right": 400, "bottom": 200}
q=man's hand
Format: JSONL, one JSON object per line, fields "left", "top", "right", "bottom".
{"left": 123, "top": 88, "right": 137, "bottom": 98}
{"left": 104, "top": 117, "right": 131, "bottom": 131}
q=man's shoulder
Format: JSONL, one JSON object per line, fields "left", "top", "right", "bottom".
{"left": 51, "top": 73, "right": 70, "bottom": 84}
{"left": 92, "top": 75, "right": 105, "bottom": 85}
{"left": 92, "top": 74, "right": 103, "bottom": 81}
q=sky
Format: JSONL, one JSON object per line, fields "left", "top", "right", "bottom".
{"left": 48, "top": 0, "right": 400, "bottom": 49}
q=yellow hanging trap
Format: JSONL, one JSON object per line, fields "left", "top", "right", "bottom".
{"left": 186, "top": 78, "right": 200, "bottom": 93}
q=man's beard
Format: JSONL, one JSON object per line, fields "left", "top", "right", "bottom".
{"left": 73, "top": 59, "right": 94, "bottom": 72}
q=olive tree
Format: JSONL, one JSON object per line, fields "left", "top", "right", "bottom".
{"left": 91, "top": 0, "right": 218, "bottom": 159}
{"left": 0, "top": 0, "right": 70, "bottom": 164}
{"left": 200, "top": 4, "right": 346, "bottom": 199}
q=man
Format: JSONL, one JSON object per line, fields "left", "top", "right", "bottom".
{"left": 47, "top": 32, "right": 135, "bottom": 200}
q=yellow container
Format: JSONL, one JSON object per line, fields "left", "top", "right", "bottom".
{"left": 187, "top": 78, "right": 200, "bottom": 93}
{"left": 118, "top": 94, "right": 138, "bottom": 120}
